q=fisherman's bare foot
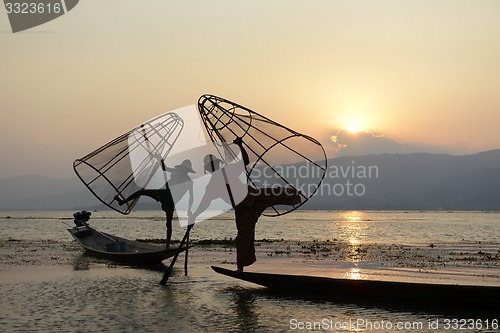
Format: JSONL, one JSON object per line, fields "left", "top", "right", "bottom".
{"left": 114, "top": 195, "right": 124, "bottom": 206}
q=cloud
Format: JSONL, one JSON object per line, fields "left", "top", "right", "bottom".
{"left": 329, "top": 129, "right": 404, "bottom": 157}
{"left": 326, "top": 129, "right": 470, "bottom": 157}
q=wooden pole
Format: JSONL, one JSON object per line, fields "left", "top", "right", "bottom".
{"left": 160, "top": 224, "right": 193, "bottom": 285}
{"left": 184, "top": 228, "right": 190, "bottom": 276}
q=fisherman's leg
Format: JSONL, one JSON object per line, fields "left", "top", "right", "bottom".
{"left": 114, "top": 189, "right": 146, "bottom": 206}
{"left": 165, "top": 210, "right": 173, "bottom": 248}
{"left": 250, "top": 187, "right": 302, "bottom": 217}
{"left": 235, "top": 207, "right": 257, "bottom": 271}
{"left": 263, "top": 187, "right": 301, "bottom": 206}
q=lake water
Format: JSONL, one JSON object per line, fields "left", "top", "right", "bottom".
{"left": 1, "top": 210, "right": 499, "bottom": 245}
{"left": 1, "top": 210, "right": 499, "bottom": 332}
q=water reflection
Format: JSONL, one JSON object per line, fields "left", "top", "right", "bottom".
{"left": 344, "top": 211, "right": 363, "bottom": 222}
{"left": 72, "top": 253, "right": 91, "bottom": 271}
{"left": 343, "top": 266, "right": 367, "bottom": 280}
{"left": 232, "top": 290, "right": 259, "bottom": 332}
{"left": 336, "top": 211, "right": 368, "bottom": 247}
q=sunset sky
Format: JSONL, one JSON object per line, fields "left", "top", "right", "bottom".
{"left": 1, "top": 1, "right": 500, "bottom": 179}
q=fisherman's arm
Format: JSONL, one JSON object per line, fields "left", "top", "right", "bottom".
{"left": 187, "top": 183, "right": 194, "bottom": 215}
{"left": 161, "top": 165, "right": 176, "bottom": 173}
{"left": 233, "top": 137, "right": 250, "bottom": 166}
{"left": 189, "top": 191, "right": 213, "bottom": 223}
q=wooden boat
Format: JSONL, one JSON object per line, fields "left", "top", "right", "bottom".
{"left": 212, "top": 266, "right": 500, "bottom": 314}
{"left": 68, "top": 225, "right": 185, "bottom": 265}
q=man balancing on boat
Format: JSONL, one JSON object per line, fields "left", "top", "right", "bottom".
{"left": 115, "top": 159, "right": 195, "bottom": 248}
{"left": 189, "top": 138, "right": 301, "bottom": 272}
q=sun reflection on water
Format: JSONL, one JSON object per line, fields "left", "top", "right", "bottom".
{"left": 345, "top": 211, "right": 363, "bottom": 222}
{"left": 342, "top": 266, "right": 368, "bottom": 280}
{"left": 340, "top": 211, "right": 368, "bottom": 246}
{"left": 347, "top": 267, "right": 362, "bottom": 280}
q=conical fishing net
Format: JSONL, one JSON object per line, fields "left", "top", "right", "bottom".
{"left": 198, "top": 94, "right": 327, "bottom": 216}
{"left": 73, "top": 112, "right": 184, "bottom": 214}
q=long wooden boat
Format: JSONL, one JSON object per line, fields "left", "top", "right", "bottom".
{"left": 68, "top": 225, "right": 185, "bottom": 265}
{"left": 212, "top": 266, "right": 500, "bottom": 314}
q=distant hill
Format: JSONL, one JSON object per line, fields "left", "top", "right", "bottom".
{"left": 0, "top": 175, "right": 102, "bottom": 211}
{"left": 304, "top": 149, "right": 500, "bottom": 210}
{"left": 1, "top": 149, "right": 500, "bottom": 211}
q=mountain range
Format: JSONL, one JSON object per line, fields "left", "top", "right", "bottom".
{"left": 1, "top": 149, "right": 499, "bottom": 211}
{"left": 304, "top": 149, "right": 500, "bottom": 210}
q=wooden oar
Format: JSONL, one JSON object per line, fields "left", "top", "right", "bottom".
{"left": 160, "top": 224, "right": 193, "bottom": 285}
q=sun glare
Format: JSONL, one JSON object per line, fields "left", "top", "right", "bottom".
{"left": 338, "top": 104, "right": 374, "bottom": 134}
{"left": 347, "top": 124, "right": 361, "bottom": 133}
{"left": 343, "top": 117, "right": 365, "bottom": 133}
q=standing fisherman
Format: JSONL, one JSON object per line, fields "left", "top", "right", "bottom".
{"left": 116, "top": 159, "right": 195, "bottom": 247}
{"left": 189, "top": 138, "right": 301, "bottom": 271}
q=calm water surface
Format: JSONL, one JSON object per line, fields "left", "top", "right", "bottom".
{"left": 1, "top": 210, "right": 499, "bottom": 332}
{"left": 1, "top": 210, "right": 499, "bottom": 245}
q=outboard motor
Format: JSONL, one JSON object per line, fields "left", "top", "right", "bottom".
{"left": 73, "top": 210, "right": 91, "bottom": 227}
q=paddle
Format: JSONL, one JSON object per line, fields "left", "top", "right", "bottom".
{"left": 160, "top": 224, "right": 193, "bottom": 285}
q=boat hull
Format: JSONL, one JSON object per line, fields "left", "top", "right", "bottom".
{"left": 68, "top": 227, "right": 185, "bottom": 265}
{"left": 212, "top": 266, "right": 500, "bottom": 315}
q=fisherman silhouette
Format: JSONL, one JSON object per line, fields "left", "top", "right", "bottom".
{"left": 189, "top": 138, "right": 301, "bottom": 271}
{"left": 115, "top": 159, "right": 195, "bottom": 248}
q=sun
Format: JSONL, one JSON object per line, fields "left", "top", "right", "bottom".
{"left": 338, "top": 103, "right": 373, "bottom": 134}
{"left": 342, "top": 115, "right": 364, "bottom": 133}
{"left": 346, "top": 123, "right": 362, "bottom": 133}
